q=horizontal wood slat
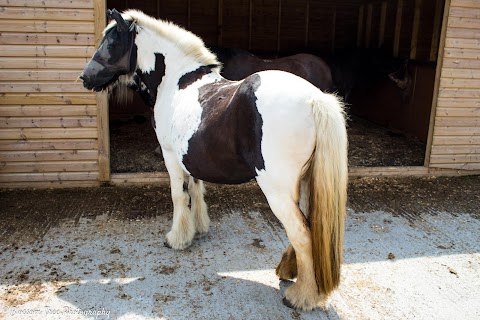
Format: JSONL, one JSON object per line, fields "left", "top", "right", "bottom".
{"left": 0, "top": 82, "right": 88, "bottom": 93}
{"left": 448, "top": 17, "right": 480, "bottom": 29}
{"left": 0, "top": 32, "right": 95, "bottom": 45}
{"left": 0, "top": 57, "right": 89, "bottom": 69}
{"left": 0, "top": 172, "right": 99, "bottom": 183}
{"left": 441, "top": 67, "right": 480, "bottom": 79}
{"left": 429, "top": 163, "right": 480, "bottom": 170}
{"left": 439, "top": 78, "right": 480, "bottom": 88}
{"left": 0, "top": 117, "right": 97, "bottom": 128}
{"left": 0, "top": 94, "right": 96, "bottom": 105}
{"left": 434, "top": 126, "right": 480, "bottom": 136}
{"left": 0, "top": 7, "right": 94, "bottom": 21}
{"left": 438, "top": 88, "right": 480, "bottom": 98}
{"left": 446, "top": 27, "right": 480, "bottom": 39}
{"left": 0, "top": 20, "right": 94, "bottom": 33}
{"left": 430, "top": 154, "right": 480, "bottom": 164}
{"left": 0, "top": 150, "right": 98, "bottom": 161}
{"left": 448, "top": 6, "right": 480, "bottom": 19}
{"left": 431, "top": 145, "right": 480, "bottom": 155}
{"left": 442, "top": 57, "right": 480, "bottom": 69}
{"left": 445, "top": 38, "right": 480, "bottom": 50}
{"left": 0, "top": 70, "right": 83, "bottom": 81}
{"left": 0, "top": 180, "right": 99, "bottom": 188}
{"left": 450, "top": 0, "right": 480, "bottom": 9}
{"left": 437, "top": 97, "right": 480, "bottom": 108}
{"left": 0, "top": 160, "right": 98, "bottom": 173}
{"left": 0, "top": 128, "right": 98, "bottom": 139}
{"left": 444, "top": 47, "right": 480, "bottom": 59}
{"left": 0, "top": 0, "right": 94, "bottom": 8}
{"left": 433, "top": 136, "right": 480, "bottom": 145}
{"left": 0, "top": 45, "right": 95, "bottom": 58}
{"left": 436, "top": 107, "right": 480, "bottom": 117}
{"left": 435, "top": 117, "right": 480, "bottom": 127}
{"left": 0, "top": 105, "right": 97, "bottom": 116}
{"left": 0, "top": 139, "right": 98, "bottom": 150}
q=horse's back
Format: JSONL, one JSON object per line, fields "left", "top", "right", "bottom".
{"left": 276, "top": 54, "right": 332, "bottom": 91}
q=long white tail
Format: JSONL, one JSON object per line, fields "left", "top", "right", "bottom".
{"left": 308, "top": 92, "right": 348, "bottom": 296}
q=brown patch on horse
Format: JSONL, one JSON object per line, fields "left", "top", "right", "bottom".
{"left": 276, "top": 245, "right": 298, "bottom": 280}
{"left": 182, "top": 74, "right": 265, "bottom": 184}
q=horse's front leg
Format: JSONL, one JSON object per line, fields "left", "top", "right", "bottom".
{"left": 188, "top": 177, "right": 210, "bottom": 235}
{"left": 163, "top": 151, "right": 195, "bottom": 250}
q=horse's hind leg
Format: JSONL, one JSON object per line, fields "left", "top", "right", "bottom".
{"left": 188, "top": 177, "right": 210, "bottom": 235}
{"left": 163, "top": 151, "right": 195, "bottom": 250}
{"left": 256, "top": 174, "right": 325, "bottom": 311}
{"left": 276, "top": 177, "right": 308, "bottom": 280}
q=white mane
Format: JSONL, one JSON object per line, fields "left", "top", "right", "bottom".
{"left": 104, "top": 9, "right": 220, "bottom": 68}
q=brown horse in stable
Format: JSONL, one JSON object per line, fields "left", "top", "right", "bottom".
{"left": 212, "top": 47, "right": 334, "bottom": 92}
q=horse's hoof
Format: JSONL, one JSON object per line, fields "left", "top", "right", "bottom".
{"left": 164, "top": 241, "right": 172, "bottom": 249}
{"left": 282, "top": 297, "right": 295, "bottom": 309}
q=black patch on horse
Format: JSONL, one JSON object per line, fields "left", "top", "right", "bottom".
{"left": 182, "top": 74, "right": 265, "bottom": 184}
{"left": 178, "top": 65, "right": 219, "bottom": 90}
{"left": 136, "top": 53, "right": 166, "bottom": 105}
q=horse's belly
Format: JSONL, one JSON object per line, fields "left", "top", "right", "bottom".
{"left": 183, "top": 154, "right": 257, "bottom": 184}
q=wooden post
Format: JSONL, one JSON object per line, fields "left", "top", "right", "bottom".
{"left": 393, "top": 0, "right": 403, "bottom": 57}
{"left": 430, "top": 0, "right": 444, "bottom": 61}
{"left": 365, "top": 3, "right": 373, "bottom": 48}
{"left": 357, "top": 5, "right": 364, "bottom": 47}
{"left": 305, "top": 0, "right": 310, "bottom": 47}
{"left": 277, "top": 0, "right": 282, "bottom": 54}
{"left": 187, "top": 0, "right": 191, "bottom": 29}
{"left": 378, "top": 1, "right": 387, "bottom": 47}
{"left": 218, "top": 0, "right": 223, "bottom": 46}
{"left": 94, "top": 0, "right": 110, "bottom": 182}
{"left": 248, "top": 0, "right": 253, "bottom": 50}
{"left": 425, "top": 0, "right": 451, "bottom": 168}
{"left": 410, "top": 0, "right": 422, "bottom": 59}
{"left": 330, "top": 6, "right": 336, "bottom": 52}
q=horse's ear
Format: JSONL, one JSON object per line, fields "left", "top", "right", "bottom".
{"left": 107, "top": 8, "right": 128, "bottom": 32}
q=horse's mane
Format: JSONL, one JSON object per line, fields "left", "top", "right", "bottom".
{"left": 105, "top": 9, "right": 220, "bottom": 68}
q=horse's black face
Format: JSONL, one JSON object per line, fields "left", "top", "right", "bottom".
{"left": 80, "top": 9, "right": 137, "bottom": 92}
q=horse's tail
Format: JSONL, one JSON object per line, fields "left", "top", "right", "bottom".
{"left": 308, "top": 92, "right": 348, "bottom": 296}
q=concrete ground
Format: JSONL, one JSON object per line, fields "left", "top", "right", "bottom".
{"left": 0, "top": 176, "right": 479, "bottom": 319}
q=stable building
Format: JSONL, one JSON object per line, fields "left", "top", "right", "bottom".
{"left": 0, "top": 0, "right": 479, "bottom": 188}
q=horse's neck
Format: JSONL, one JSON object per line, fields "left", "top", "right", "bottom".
{"left": 135, "top": 28, "right": 206, "bottom": 107}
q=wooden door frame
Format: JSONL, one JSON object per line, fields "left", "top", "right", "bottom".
{"left": 94, "top": 0, "right": 110, "bottom": 182}
{"left": 424, "top": 0, "right": 450, "bottom": 168}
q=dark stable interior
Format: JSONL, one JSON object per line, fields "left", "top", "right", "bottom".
{"left": 106, "top": 0, "right": 442, "bottom": 173}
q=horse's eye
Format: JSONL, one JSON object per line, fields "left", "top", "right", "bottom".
{"left": 107, "top": 43, "right": 116, "bottom": 50}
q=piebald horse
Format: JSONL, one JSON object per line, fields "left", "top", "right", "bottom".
{"left": 81, "top": 9, "right": 348, "bottom": 311}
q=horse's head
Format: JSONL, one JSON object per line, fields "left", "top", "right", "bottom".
{"left": 388, "top": 59, "right": 412, "bottom": 104}
{"left": 80, "top": 9, "right": 137, "bottom": 92}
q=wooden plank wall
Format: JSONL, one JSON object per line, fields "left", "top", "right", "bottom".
{"left": 0, "top": 0, "right": 99, "bottom": 187}
{"left": 427, "top": 0, "right": 480, "bottom": 170}
{"left": 356, "top": 0, "right": 442, "bottom": 61}
{"left": 107, "top": 0, "right": 359, "bottom": 55}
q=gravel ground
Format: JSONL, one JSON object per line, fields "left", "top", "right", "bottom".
{"left": 0, "top": 176, "right": 479, "bottom": 319}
